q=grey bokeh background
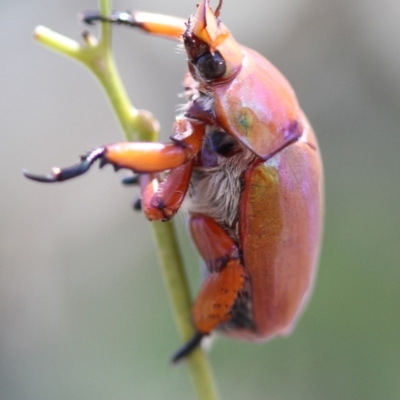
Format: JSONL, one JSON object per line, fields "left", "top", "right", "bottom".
{"left": 2, "top": 0, "right": 400, "bottom": 399}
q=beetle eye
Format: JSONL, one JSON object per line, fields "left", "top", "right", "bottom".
{"left": 195, "top": 51, "right": 226, "bottom": 81}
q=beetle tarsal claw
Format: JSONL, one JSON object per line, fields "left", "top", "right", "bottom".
{"left": 23, "top": 147, "right": 106, "bottom": 183}
{"left": 81, "top": 11, "right": 135, "bottom": 27}
{"left": 81, "top": 11, "right": 105, "bottom": 25}
{"left": 98, "top": 157, "right": 109, "bottom": 169}
{"left": 23, "top": 169, "right": 60, "bottom": 183}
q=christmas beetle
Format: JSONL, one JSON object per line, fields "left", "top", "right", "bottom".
{"left": 24, "top": 0, "right": 323, "bottom": 363}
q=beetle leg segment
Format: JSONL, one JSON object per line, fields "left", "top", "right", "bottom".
{"left": 139, "top": 161, "right": 194, "bottom": 221}
{"left": 121, "top": 174, "right": 140, "bottom": 185}
{"left": 23, "top": 147, "right": 106, "bottom": 183}
{"left": 103, "top": 142, "right": 188, "bottom": 172}
{"left": 24, "top": 119, "right": 204, "bottom": 184}
{"left": 132, "top": 197, "right": 142, "bottom": 211}
{"left": 189, "top": 215, "right": 239, "bottom": 272}
{"left": 82, "top": 10, "right": 186, "bottom": 41}
{"left": 193, "top": 258, "right": 244, "bottom": 334}
{"left": 171, "top": 331, "right": 204, "bottom": 364}
{"left": 105, "top": 119, "right": 205, "bottom": 173}
{"left": 189, "top": 215, "right": 245, "bottom": 334}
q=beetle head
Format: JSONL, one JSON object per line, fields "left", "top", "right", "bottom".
{"left": 183, "top": 0, "right": 243, "bottom": 84}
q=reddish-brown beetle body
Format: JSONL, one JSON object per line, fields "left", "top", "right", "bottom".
{"left": 25, "top": 0, "right": 323, "bottom": 361}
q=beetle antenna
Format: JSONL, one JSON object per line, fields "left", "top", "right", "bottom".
{"left": 214, "top": 0, "right": 223, "bottom": 18}
{"left": 23, "top": 147, "right": 106, "bottom": 183}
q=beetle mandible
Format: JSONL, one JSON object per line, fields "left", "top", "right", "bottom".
{"left": 25, "top": 0, "right": 323, "bottom": 363}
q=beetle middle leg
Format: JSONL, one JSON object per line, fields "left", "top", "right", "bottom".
{"left": 172, "top": 215, "right": 245, "bottom": 363}
{"left": 82, "top": 10, "right": 186, "bottom": 41}
{"left": 139, "top": 160, "right": 194, "bottom": 221}
{"left": 120, "top": 173, "right": 144, "bottom": 212}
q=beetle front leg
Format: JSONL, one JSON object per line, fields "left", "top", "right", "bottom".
{"left": 98, "top": 118, "right": 204, "bottom": 173}
{"left": 23, "top": 142, "right": 187, "bottom": 183}
{"left": 83, "top": 10, "right": 186, "bottom": 41}
{"left": 24, "top": 119, "right": 204, "bottom": 183}
{"left": 172, "top": 215, "right": 245, "bottom": 363}
{"left": 23, "top": 147, "right": 106, "bottom": 183}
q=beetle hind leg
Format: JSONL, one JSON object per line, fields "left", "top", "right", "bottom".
{"left": 192, "top": 258, "right": 245, "bottom": 334}
{"left": 189, "top": 216, "right": 246, "bottom": 336}
{"left": 171, "top": 216, "right": 245, "bottom": 363}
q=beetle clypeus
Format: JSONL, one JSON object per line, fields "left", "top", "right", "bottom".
{"left": 25, "top": 0, "right": 323, "bottom": 363}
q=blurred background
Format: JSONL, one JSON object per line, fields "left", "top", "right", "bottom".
{"left": 1, "top": 0, "right": 400, "bottom": 399}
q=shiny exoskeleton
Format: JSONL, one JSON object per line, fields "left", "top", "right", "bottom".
{"left": 25, "top": 0, "right": 323, "bottom": 363}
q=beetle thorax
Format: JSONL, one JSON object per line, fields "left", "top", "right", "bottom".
{"left": 184, "top": 127, "right": 256, "bottom": 241}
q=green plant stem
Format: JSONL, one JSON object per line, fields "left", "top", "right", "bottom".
{"left": 152, "top": 222, "right": 218, "bottom": 399}
{"left": 33, "top": 0, "right": 219, "bottom": 399}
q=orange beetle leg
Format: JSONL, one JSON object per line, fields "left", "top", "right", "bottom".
{"left": 129, "top": 11, "right": 186, "bottom": 40}
{"left": 139, "top": 160, "right": 194, "bottom": 221}
{"left": 189, "top": 215, "right": 245, "bottom": 333}
{"left": 192, "top": 258, "right": 244, "bottom": 334}
{"left": 172, "top": 258, "right": 244, "bottom": 364}
{"left": 189, "top": 215, "right": 238, "bottom": 272}
{"left": 24, "top": 119, "right": 205, "bottom": 183}
{"left": 83, "top": 10, "right": 186, "bottom": 41}
{"left": 173, "top": 262, "right": 245, "bottom": 363}
{"left": 105, "top": 119, "right": 204, "bottom": 173}
{"left": 172, "top": 215, "right": 245, "bottom": 363}
{"left": 104, "top": 142, "right": 187, "bottom": 172}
